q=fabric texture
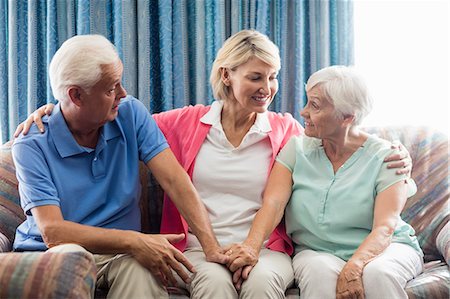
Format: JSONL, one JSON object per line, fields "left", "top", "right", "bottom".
{"left": 0, "top": 141, "right": 25, "bottom": 248}
{"left": 12, "top": 97, "right": 168, "bottom": 251}
{"left": 153, "top": 103, "right": 303, "bottom": 255}
{"left": 0, "top": 251, "right": 96, "bottom": 299}
{"left": 0, "top": 1, "right": 354, "bottom": 144}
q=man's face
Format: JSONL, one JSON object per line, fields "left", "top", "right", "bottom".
{"left": 78, "top": 61, "right": 127, "bottom": 127}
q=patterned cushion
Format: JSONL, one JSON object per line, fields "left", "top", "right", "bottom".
{"left": 0, "top": 232, "right": 10, "bottom": 252}
{"left": 405, "top": 262, "right": 450, "bottom": 299}
{"left": 436, "top": 222, "right": 450, "bottom": 264}
{"left": 0, "top": 251, "right": 96, "bottom": 299}
{"left": 364, "top": 126, "right": 449, "bottom": 262}
{"left": 0, "top": 141, "right": 25, "bottom": 246}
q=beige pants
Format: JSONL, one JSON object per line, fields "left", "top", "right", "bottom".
{"left": 176, "top": 247, "right": 294, "bottom": 299}
{"left": 48, "top": 244, "right": 168, "bottom": 299}
{"left": 292, "top": 243, "right": 423, "bottom": 299}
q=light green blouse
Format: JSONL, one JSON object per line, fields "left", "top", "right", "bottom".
{"left": 277, "top": 134, "right": 422, "bottom": 261}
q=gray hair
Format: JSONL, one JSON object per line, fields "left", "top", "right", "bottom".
{"left": 49, "top": 34, "right": 120, "bottom": 101}
{"left": 306, "top": 65, "right": 373, "bottom": 125}
{"left": 210, "top": 30, "right": 280, "bottom": 101}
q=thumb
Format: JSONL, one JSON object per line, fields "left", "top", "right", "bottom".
{"left": 161, "top": 233, "right": 185, "bottom": 244}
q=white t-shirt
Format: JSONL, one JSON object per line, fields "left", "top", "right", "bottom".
{"left": 187, "top": 101, "right": 273, "bottom": 248}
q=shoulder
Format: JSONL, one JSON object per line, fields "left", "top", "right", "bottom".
{"left": 295, "top": 135, "right": 321, "bottom": 154}
{"left": 363, "top": 134, "right": 396, "bottom": 160}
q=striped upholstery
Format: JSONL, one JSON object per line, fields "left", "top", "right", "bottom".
{"left": 0, "top": 141, "right": 25, "bottom": 251}
{"left": 0, "top": 251, "right": 96, "bottom": 299}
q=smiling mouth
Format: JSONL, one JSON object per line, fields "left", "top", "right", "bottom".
{"left": 252, "top": 96, "right": 270, "bottom": 102}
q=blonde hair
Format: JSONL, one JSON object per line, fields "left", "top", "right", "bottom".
{"left": 306, "top": 65, "right": 373, "bottom": 126}
{"left": 210, "top": 30, "right": 280, "bottom": 101}
{"left": 49, "top": 34, "right": 120, "bottom": 101}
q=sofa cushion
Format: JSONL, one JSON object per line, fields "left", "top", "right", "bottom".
{"left": 405, "top": 261, "right": 450, "bottom": 299}
{"left": 364, "top": 126, "right": 449, "bottom": 262}
{"left": 0, "top": 232, "right": 10, "bottom": 252}
{"left": 0, "top": 251, "right": 96, "bottom": 299}
{"left": 0, "top": 141, "right": 25, "bottom": 246}
{"left": 436, "top": 222, "right": 450, "bottom": 264}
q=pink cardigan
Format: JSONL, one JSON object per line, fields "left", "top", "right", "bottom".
{"left": 153, "top": 104, "right": 303, "bottom": 255}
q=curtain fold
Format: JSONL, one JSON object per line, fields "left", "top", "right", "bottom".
{"left": 0, "top": 0, "right": 353, "bottom": 144}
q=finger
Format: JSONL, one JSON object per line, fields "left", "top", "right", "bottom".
{"left": 173, "top": 250, "right": 195, "bottom": 273}
{"left": 229, "top": 257, "right": 246, "bottom": 272}
{"left": 242, "top": 265, "right": 253, "bottom": 279}
{"left": 168, "top": 257, "right": 191, "bottom": 284}
{"left": 233, "top": 268, "right": 242, "bottom": 284}
{"left": 390, "top": 140, "right": 401, "bottom": 149}
{"left": 208, "top": 252, "right": 230, "bottom": 265}
{"left": 32, "top": 112, "right": 46, "bottom": 133}
{"left": 235, "top": 277, "right": 243, "bottom": 291}
{"left": 160, "top": 261, "right": 178, "bottom": 286}
{"left": 222, "top": 244, "right": 232, "bottom": 252}
{"left": 13, "top": 123, "right": 25, "bottom": 138}
{"left": 161, "top": 233, "right": 185, "bottom": 244}
{"left": 386, "top": 160, "right": 406, "bottom": 169}
{"left": 396, "top": 167, "right": 410, "bottom": 175}
{"left": 43, "top": 104, "right": 55, "bottom": 115}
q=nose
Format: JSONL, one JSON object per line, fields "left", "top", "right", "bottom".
{"left": 116, "top": 83, "right": 127, "bottom": 99}
{"left": 300, "top": 106, "right": 308, "bottom": 118}
{"left": 259, "top": 80, "right": 270, "bottom": 95}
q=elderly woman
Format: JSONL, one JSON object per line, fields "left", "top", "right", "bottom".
{"left": 239, "top": 65, "right": 423, "bottom": 299}
{"left": 15, "top": 34, "right": 412, "bottom": 298}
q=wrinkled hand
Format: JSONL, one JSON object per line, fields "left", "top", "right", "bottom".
{"left": 14, "top": 103, "right": 54, "bottom": 137}
{"left": 384, "top": 140, "right": 412, "bottom": 176}
{"left": 132, "top": 233, "right": 195, "bottom": 287}
{"left": 223, "top": 243, "right": 259, "bottom": 291}
{"left": 336, "top": 262, "right": 364, "bottom": 299}
{"left": 204, "top": 246, "right": 230, "bottom": 265}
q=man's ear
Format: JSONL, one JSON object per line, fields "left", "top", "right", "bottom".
{"left": 67, "top": 86, "right": 83, "bottom": 107}
{"left": 220, "top": 67, "right": 231, "bottom": 86}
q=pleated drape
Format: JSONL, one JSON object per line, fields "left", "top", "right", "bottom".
{"left": 0, "top": 0, "right": 353, "bottom": 144}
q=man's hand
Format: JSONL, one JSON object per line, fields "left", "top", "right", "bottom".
{"left": 384, "top": 141, "right": 412, "bottom": 176}
{"left": 132, "top": 233, "right": 195, "bottom": 287}
{"left": 204, "top": 246, "right": 230, "bottom": 265}
{"left": 336, "top": 261, "right": 365, "bottom": 299}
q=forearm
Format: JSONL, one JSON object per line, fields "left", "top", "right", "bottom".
{"left": 165, "top": 172, "right": 220, "bottom": 252}
{"left": 347, "top": 225, "right": 395, "bottom": 270}
{"left": 244, "top": 200, "right": 286, "bottom": 253}
{"left": 41, "top": 220, "right": 139, "bottom": 254}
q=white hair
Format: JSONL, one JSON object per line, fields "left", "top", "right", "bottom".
{"left": 49, "top": 34, "right": 120, "bottom": 101}
{"left": 306, "top": 65, "right": 373, "bottom": 126}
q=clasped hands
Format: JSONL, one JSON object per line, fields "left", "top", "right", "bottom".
{"left": 220, "top": 242, "right": 259, "bottom": 291}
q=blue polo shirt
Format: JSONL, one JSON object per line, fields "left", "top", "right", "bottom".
{"left": 12, "top": 96, "right": 168, "bottom": 251}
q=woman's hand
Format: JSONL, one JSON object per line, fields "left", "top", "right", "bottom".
{"left": 223, "top": 242, "right": 259, "bottom": 291}
{"left": 336, "top": 261, "right": 365, "bottom": 299}
{"left": 14, "top": 103, "right": 55, "bottom": 137}
{"left": 384, "top": 141, "right": 412, "bottom": 176}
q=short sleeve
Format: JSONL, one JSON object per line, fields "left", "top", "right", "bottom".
{"left": 12, "top": 143, "right": 60, "bottom": 215}
{"left": 375, "top": 148, "right": 417, "bottom": 198}
{"left": 276, "top": 136, "right": 298, "bottom": 172}
{"left": 131, "top": 100, "right": 169, "bottom": 164}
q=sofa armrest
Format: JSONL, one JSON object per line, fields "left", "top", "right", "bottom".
{"left": 436, "top": 221, "right": 450, "bottom": 265}
{"left": 0, "top": 251, "right": 96, "bottom": 299}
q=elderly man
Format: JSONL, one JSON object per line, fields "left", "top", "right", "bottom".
{"left": 12, "top": 34, "right": 227, "bottom": 298}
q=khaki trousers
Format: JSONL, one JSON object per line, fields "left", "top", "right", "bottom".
{"left": 49, "top": 243, "right": 168, "bottom": 299}
{"left": 176, "top": 247, "right": 294, "bottom": 299}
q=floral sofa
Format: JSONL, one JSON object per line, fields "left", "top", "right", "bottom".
{"left": 1, "top": 125, "right": 449, "bottom": 299}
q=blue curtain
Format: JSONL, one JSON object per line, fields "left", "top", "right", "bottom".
{"left": 0, "top": 0, "right": 353, "bottom": 144}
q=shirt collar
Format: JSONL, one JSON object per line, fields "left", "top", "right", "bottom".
{"left": 200, "top": 100, "right": 272, "bottom": 133}
{"left": 48, "top": 103, "right": 121, "bottom": 158}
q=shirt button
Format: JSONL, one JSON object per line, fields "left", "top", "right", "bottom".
{"left": 94, "top": 157, "right": 98, "bottom": 161}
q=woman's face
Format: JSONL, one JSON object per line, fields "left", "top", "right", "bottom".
{"left": 224, "top": 57, "right": 278, "bottom": 114}
{"left": 301, "top": 85, "right": 344, "bottom": 139}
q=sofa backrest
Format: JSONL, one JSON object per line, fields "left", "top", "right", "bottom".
{"left": 1, "top": 126, "right": 448, "bottom": 261}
